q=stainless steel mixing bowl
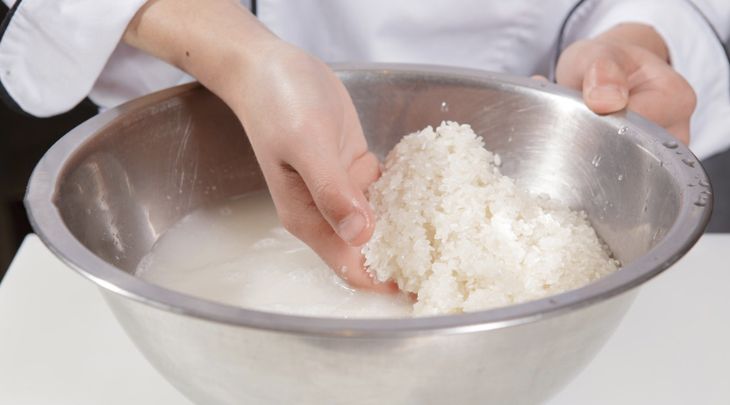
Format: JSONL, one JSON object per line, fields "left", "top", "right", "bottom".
{"left": 25, "top": 64, "right": 712, "bottom": 404}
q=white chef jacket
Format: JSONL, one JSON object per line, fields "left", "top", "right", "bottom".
{"left": 1, "top": 0, "right": 729, "bottom": 159}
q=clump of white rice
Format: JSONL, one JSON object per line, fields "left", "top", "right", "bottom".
{"left": 363, "top": 122, "right": 618, "bottom": 316}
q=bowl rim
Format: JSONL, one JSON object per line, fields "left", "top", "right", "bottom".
{"left": 25, "top": 63, "right": 712, "bottom": 337}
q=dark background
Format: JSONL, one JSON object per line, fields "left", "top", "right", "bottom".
{"left": 1, "top": 4, "right": 728, "bottom": 279}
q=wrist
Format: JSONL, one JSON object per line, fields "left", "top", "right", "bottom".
{"left": 216, "top": 40, "right": 324, "bottom": 123}
{"left": 197, "top": 32, "right": 285, "bottom": 110}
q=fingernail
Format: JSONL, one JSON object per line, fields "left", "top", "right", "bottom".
{"left": 337, "top": 212, "right": 367, "bottom": 245}
{"left": 588, "top": 85, "right": 628, "bottom": 104}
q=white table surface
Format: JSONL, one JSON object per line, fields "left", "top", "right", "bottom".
{"left": 1, "top": 234, "right": 728, "bottom": 405}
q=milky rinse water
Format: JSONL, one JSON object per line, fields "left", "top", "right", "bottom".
{"left": 135, "top": 192, "right": 414, "bottom": 318}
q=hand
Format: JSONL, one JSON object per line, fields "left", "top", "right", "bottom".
{"left": 231, "top": 43, "right": 397, "bottom": 292}
{"left": 556, "top": 23, "right": 696, "bottom": 144}
{"left": 124, "top": 0, "right": 395, "bottom": 292}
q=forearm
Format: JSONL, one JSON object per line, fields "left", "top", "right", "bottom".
{"left": 123, "top": 0, "right": 278, "bottom": 107}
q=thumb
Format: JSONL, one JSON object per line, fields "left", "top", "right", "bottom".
{"left": 293, "top": 157, "right": 374, "bottom": 247}
{"left": 582, "top": 58, "right": 630, "bottom": 114}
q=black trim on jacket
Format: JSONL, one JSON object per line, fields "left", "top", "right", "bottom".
{"left": 0, "top": 0, "right": 27, "bottom": 114}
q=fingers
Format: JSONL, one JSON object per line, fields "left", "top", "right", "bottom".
{"left": 556, "top": 40, "right": 632, "bottom": 114}
{"left": 292, "top": 153, "right": 375, "bottom": 247}
{"left": 284, "top": 147, "right": 388, "bottom": 290}
{"left": 333, "top": 247, "right": 399, "bottom": 293}
{"left": 624, "top": 63, "right": 696, "bottom": 145}
{"left": 349, "top": 151, "right": 381, "bottom": 194}
{"left": 556, "top": 38, "right": 694, "bottom": 145}
{"left": 666, "top": 123, "right": 691, "bottom": 145}
{"left": 581, "top": 58, "right": 630, "bottom": 114}
{"left": 264, "top": 162, "right": 397, "bottom": 293}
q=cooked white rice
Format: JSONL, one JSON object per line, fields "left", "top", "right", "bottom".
{"left": 363, "top": 121, "right": 618, "bottom": 316}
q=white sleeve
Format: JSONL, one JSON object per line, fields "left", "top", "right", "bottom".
{"left": 559, "top": 0, "right": 730, "bottom": 160}
{"left": 0, "top": 0, "right": 190, "bottom": 117}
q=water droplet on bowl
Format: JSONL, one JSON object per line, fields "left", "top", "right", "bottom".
{"left": 681, "top": 158, "right": 695, "bottom": 168}
{"left": 617, "top": 126, "right": 629, "bottom": 135}
{"left": 694, "top": 194, "right": 709, "bottom": 207}
{"left": 440, "top": 101, "right": 449, "bottom": 112}
{"left": 662, "top": 140, "right": 678, "bottom": 149}
{"left": 699, "top": 179, "right": 710, "bottom": 187}
{"left": 591, "top": 155, "right": 602, "bottom": 167}
{"left": 652, "top": 228, "right": 661, "bottom": 241}
{"left": 617, "top": 174, "right": 624, "bottom": 181}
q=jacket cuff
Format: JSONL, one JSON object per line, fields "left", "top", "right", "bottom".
{"left": 0, "top": 0, "right": 147, "bottom": 117}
